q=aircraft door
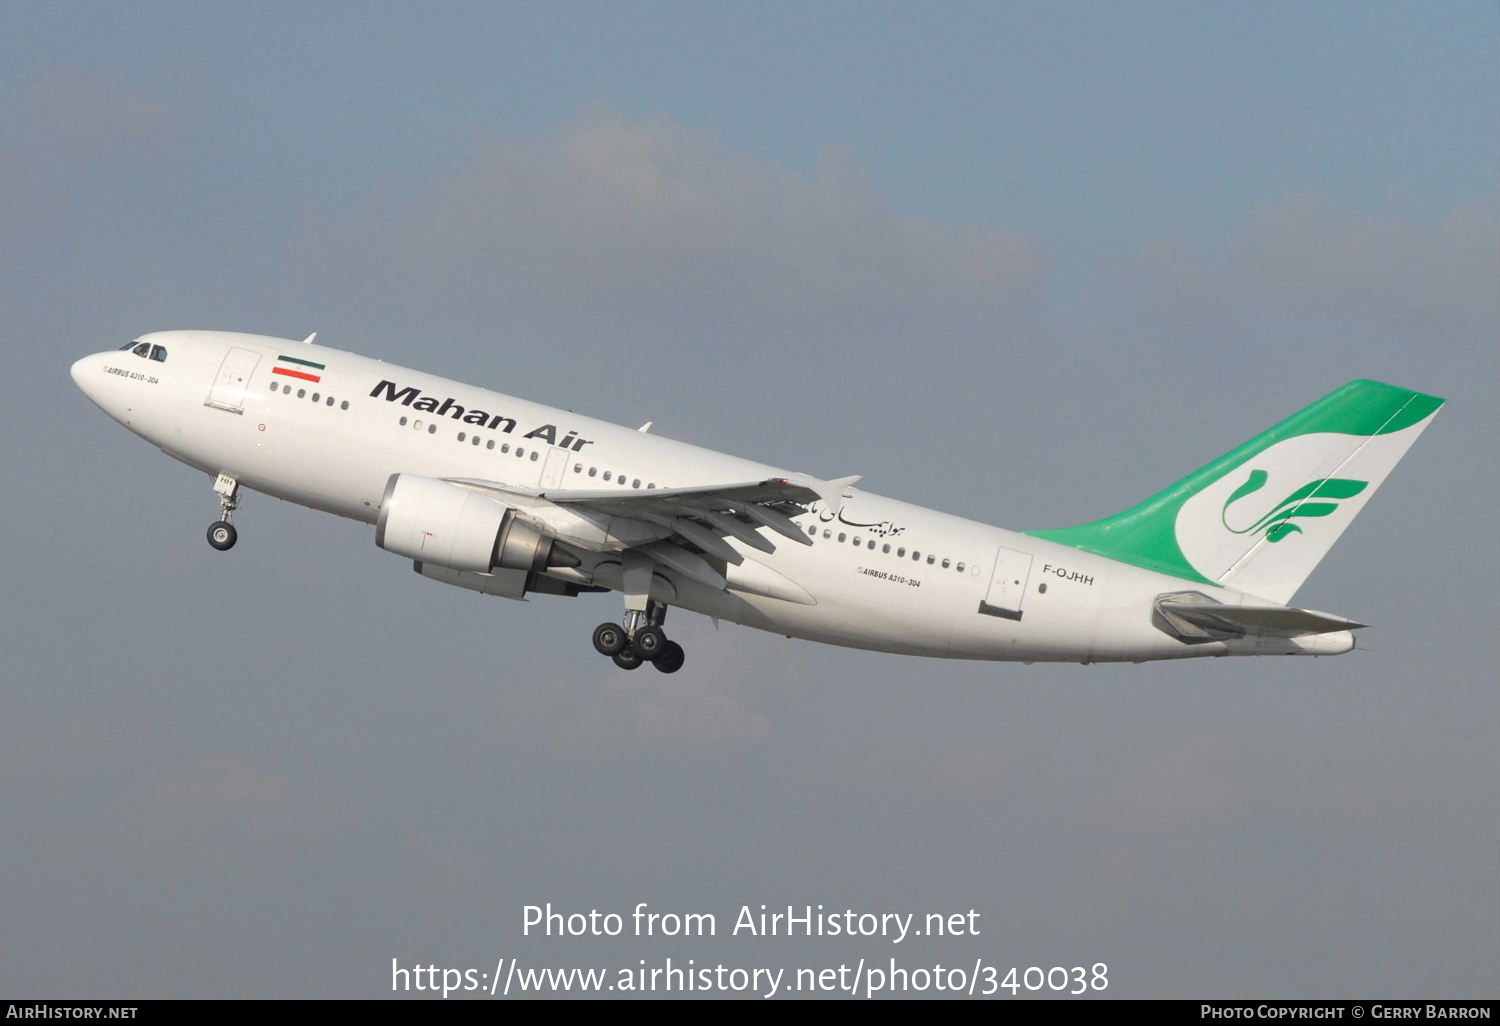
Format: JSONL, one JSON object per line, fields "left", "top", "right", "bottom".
{"left": 205, "top": 347, "right": 262, "bottom": 413}
{"left": 979, "top": 546, "right": 1033, "bottom": 621}
{"left": 540, "top": 447, "right": 569, "bottom": 489}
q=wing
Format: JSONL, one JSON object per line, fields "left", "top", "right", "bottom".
{"left": 447, "top": 472, "right": 861, "bottom": 593}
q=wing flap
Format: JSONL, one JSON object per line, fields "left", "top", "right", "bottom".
{"left": 640, "top": 541, "right": 728, "bottom": 591}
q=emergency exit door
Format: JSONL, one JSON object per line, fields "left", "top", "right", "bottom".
{"left": 979, "top": 546, "right": 1033, "bottom": 621}
{"left": 205, "top": 347, "right": 262, "bottom": 413}
{"left": 540, "top": 447, "right": 569, "bottom": 489}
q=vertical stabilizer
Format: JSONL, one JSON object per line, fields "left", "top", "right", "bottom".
{"left": 1028, "top": 380, "right": 1444, "bottom": 603}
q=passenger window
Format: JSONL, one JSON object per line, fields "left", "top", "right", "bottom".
{"left": 326, "top": 396, "right": 334, "bottom": 407}
{"left": 574, "top": 464, "right": 582, "bottom": 473}
{"left": 298, "top": 389, "right": 307, "bottom": 398}
{"left": 399, "top": 416, "right": 407, "bottom": 426}
{"left": 413, "top": 419, "right": 422, "bottom": 429}
{"left": 838, "top": 533, "right": 846, "bottom": 543}
{"left": 882, "top": 544, "right": 890, "bottom": 554}
{"left": 897, "top": 547, "right": 905, "bottom": 557}
{"left": 269, "top": 382, "right": 279, "bottom": 393}
{"left": 486, "top": 440, "right": 494, "bottom": 450}
{"left": 458, "top": 432, "right": 466, "bottom": 442}
{"left": 807, "top": 525, "right": 816, "bottom": 535}
{"left": 823, "top": 529, "right": 831, "bottom": 539}
{"left": 428, "top": 424, "right": 436, "bottom": 434}
{"left": 927, "top": 555, "right": 935, "bottom": 565}
{"left": 516, "top": 447, "right": 525, "bottom": 458}
{"left": 341, "top": 401, "right": 349, "bottom": 410}
{"left": 603, "top": 471, "right": 612, "bottom": 481}
{"left": 530, "top": 451, "right": 538, "bottom": 461}
{"left": 588, "top": 467, "right": 597, "bottom": 477}
{"left": 501, "top": 444, "right": 510, "bottom": 453}
{"left": 149, "top": 345, "right": 167, "bottom": 362}
{"left": 853, "top": 537, "right": 861, "bottom": 546}
{"left": 472, "top": 436, "right": 481, "bottom": 446}
{"left": 312, "top": 393, "right": 320, "bottom": 403}
{"left": 912, "top": 551, "right": 920, "bottom": 561}
{"left": 868, "top": 540, "right": 876, "bottom": 550}
{"left": 956, "top": 562, "right": 965, "bottom": 572}
{"left": 632, "top": 479, "right": 640, "bottom": 488}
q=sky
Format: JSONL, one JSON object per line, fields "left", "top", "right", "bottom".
{"left": 2, "top": 0, "right": 1496, "bottom": 1000}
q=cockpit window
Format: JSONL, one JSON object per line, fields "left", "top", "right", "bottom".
{"left": 149, "top": 345, "right": 167, "bottom": 362}
{"left": 132, "top": 343, "right": 151, "bottom": 357}
{"left": 118, "top": 341, "right": 138, "bottom": 350}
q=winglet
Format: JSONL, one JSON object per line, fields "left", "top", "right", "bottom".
{"left": 301, "top": 332, "right": 317, "bottom": 345}
{"left": 637, "top": 421, "right": 653, "bottom": 433}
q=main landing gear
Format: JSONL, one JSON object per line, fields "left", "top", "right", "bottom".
{"left": 206, "top": 473, "right": 240, "bottom": 551}
{"left": 592, "top": 601, "right": 685, "bottom": 674}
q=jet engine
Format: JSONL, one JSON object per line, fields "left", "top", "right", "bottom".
{"left": 375, "top": 473, "right": 575, "bottom": 574}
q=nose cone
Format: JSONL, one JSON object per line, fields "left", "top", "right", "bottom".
{"left": 71, "top": 352, "right": 105, "bottom": 402}
{"left": 71, "top": 352, "right": 132, "bottom": 425}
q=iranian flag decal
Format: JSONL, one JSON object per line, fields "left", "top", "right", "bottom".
{"left": 273, "top": 354, "right": 325, "bottom": 383}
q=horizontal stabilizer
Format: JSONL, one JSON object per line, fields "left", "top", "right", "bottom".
{"left": 1155, "top": 590, "right": 1366, "bottom": 642}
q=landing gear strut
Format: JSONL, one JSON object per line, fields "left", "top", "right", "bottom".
{"left": 592, "top": 599, "right": 685, "bottom": 673}
{"left": 207, "top": 473, "right": 240, "bottom": 551}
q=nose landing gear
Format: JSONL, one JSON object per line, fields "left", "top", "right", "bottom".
{"left": 591, "top": 600, "right": 685, "bottom": 673}
{"left": 207, "top": 473, "right": 240, "bottom": 551}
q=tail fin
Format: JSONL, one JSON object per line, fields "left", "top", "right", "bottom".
{"left": 1027, "top": 380, "right": 1444, "bottom": 603}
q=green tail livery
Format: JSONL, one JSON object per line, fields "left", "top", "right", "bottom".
{"left": 1029, "top": 380, "right": 1444, "bottom": 603}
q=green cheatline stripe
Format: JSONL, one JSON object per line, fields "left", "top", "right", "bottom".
{"left": 278, "top": 354, "right": 326, "bottom": 370}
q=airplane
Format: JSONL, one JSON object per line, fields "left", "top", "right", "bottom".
{"left": 71, "top": 330, "right": 1444, "bottom": 673}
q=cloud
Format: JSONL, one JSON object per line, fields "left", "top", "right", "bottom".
{"left": 1236, "top": 193, "right": 1499, "bottom": 335}
{"left": 297, "top": 107, "right": 1046, "bottom": 337}
{"left": 1109, "top": 191, "right": 1499, "bottom": 342}
{"left": 0, "top": 150, "right": 60, "bottom": 244}
{"left": 158, "top": 757, "right": 289, "bottom": 811}
{"left": 483, "top": 663, "right": 770, "bottom": 765}
{"left": 854, "top": 742, "right": 1013, "bottom": 795}
{"left": 0, "top": 65, "right": 206, "bottom": 261}
{"left": 21, "top": 66, "right": 203, "bottom": 159}
{"left": 1087, "top": 735, "right": 1244, "bottom": 833}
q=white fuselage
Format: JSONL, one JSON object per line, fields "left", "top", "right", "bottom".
{"left": 71, "top": 330, "right": 1341, "bottom": 663}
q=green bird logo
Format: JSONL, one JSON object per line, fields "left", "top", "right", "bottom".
{"left": 1221, "top": 470, "right": 1368, "bottom": 542}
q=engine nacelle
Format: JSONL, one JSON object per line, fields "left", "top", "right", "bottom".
{"left": 413, "top": 561, "right": 603, "bottom": 600}
{"left": 375, "top": 473, "right": 566, "bottom": 574}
